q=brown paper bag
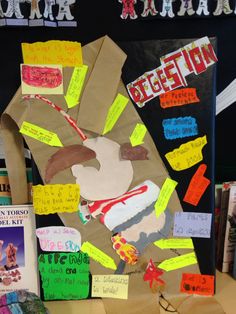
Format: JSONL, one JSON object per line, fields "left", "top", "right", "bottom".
{"left": 0, "top": 36, "right": 224, "bottom": 314}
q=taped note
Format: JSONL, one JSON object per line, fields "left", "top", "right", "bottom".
{"left": 65, "top": 65, "right": 88, "bottom": 108}
{"left": 159, "top": 88, "right": 200, "bottom": 109}
{"left": 92, "top": 275, "right": 129, "bottom": 299}
{"left": 22, "top": 40, "right": 83, "bottom": 67}
{"left": 155, "top": 178, "right": 177, "bottom": 218}
{"left": 158, "top": 252, "right": 197, "bottom": 272}
{"left": 180, "top": 273, "right": 214, "bottom": 296}
{"left": 36, "top": 227, "right": 81, "bottom": 252}
{"left": 162, "top": 117, "right": 198, "bottom": 140}
{"left": 165, "top": 135, "right": 207, "bottom": 171}
{"left": 21, "top": 64, "right": 63, "bottom": 95}
{"left": 173, "top": 212, "right": 212, "bottom": 238}
{"left": 129, "top": 123, "right": 147, "bottom": 147}
{"left": 154, "top": 238, "right": 194, "bottom": 249}
{"left": 38, "top": 252, "right": 89, "bottom": 300}
{"left": 183, "top": 164, "right": 210, "bottom": 206}
{"left": 81, "top": 241, "right": 117, "bottom": 270}
{"left": 102, "top": 94, "right": 129, "bottom": 135}
{"left": 20, "top": 121, "right": 63, "bottom": 147}
{"left": 33, "top": 184, "right": 80, "bottom": 215}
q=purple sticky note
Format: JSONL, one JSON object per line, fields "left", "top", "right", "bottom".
{"left": 173, "top": 212, "right": 212, "bottom": 238}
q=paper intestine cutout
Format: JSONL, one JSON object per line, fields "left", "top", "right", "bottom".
{"left": 177, "top": 0, "right": 195, "bottom": 16}
{"left": 72, "top": 137, "right": 133, "bottom": 201}
{"left": 196, "top": 0, "right": 209, "bottom": 15}
{"left": 118, "top": 0, "right": 138, "bottom": 19}
{"left": 141, "top": 0, "right": 158, "bottom": 17}
{"left": 160, "top": 0, "right": 175, "bottom": 18}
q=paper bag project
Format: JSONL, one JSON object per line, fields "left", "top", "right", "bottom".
{"left": 1, "top": 36, "right": 224, "bottom": 313}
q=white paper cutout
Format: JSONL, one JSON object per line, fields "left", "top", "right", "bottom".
{"left": 27, "top": 0, "right": 42, "bottom": 19}
{"left": 43, "top": 0, "right": 55, "bottom": 20}
{"left": 160, "top": 0, "right": 175, "bottom": 18}
{"left": 141, "top": 0, "right": 158, "bottom": 17}
{"left": 213, "top": 0, "right": 232, "bottom": 16}
{"left": 177, "top": 0, "right": 195, "bottom": 16}
{"left": 5, "top": 0, "right": 25, "bottom": 18}
{"left": 196, "top": 0, "right": 209, "bottom": 15}
{"left": 216, "top": 79, "right": 236, "bottom": 115}
{"left": 0, "top": 1, "right": 4, "bottom": 17}
{"left": 119, "top": 0, "right": 138, "bottom": 19}
{"left": 56, "top": 0, "right": 75, "bottom": 20}
{"left": 71, "top": 137, "right": 133, "bottom": 201}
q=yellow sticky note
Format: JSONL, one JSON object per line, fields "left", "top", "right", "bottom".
{"left": 65, "top": 65, "right": 88, "bottom": 108}
{"left": 154, "top": 238, "right": 194, "bottom": 249}
{"left": 33, "top": 184, "right": 80, "bottom": 215}
{"left": 129, "top": 123, "right": 147, "bottom": 147}
{"left": 20, "top": 121, "right": 63, "bottom": 147}
{"left": 102, "top": 94, "right": 129, "bottom": 135}
{"left": 158, "top": 252, "right": 197, "bottom": 272}
{"left": 21, "top": 40, "right": 83, "bottom": 67}
{"left": 81, "top": 241, "right": 117, "bottom": 270}
{"left": 155, "top": 178, "right": 178, "bottom": 218}
{"left": 165, "top": 135, "right": 207, "bottom": 171}
{"left": 92, "top": 275, "right": 129, "bottom": 299}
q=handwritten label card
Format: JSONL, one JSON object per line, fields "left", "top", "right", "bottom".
{"left": 158, "top": 252, "right": 197, "bottom": 272}
{"left": 183, "top": 164, "right": 210, "bottom": 206}
{"left": 129, "top": 123, "right": 147, "bottom": 147}
{"left": 81, "top": 241, "right": 117, "bottom": 270}
{"left": 155, "top": 178, "right": 178, "bottom": 218}
{"left": 180, "top": 273, "right": 214, "bottom": 296}
{"left": 173, "top": 212, "right": 212, "bottom": 238}
{"left": 20, "top": 121, "right": 63, "bottom": 147}
{"left": 162, "top": 116, "right": 198, "bottom": 140}
{"left": 21, "top": 64, "right": 63, "bottom": 95}
{"left": 165, "top": 135, "right": 207, "bottom": 171}
{"left": 92, "top": 275, "right": 129, "bottom": 299}
{"left": 36, "top": 227, "right": 81, "bottom": 252}
{"left": 102, "top": 94, "right": 129, "bottom": 135}
{"left": 154, "top": 238, "right": 194, "bottom": 249}
{"left": 159, "top": 88, "right": 200, "bottom": 109}
{"left": 38, "top": 252, "right": 90, "bottom": 300}
{"left": 33, "top": 184, "right": 80, "bottom": 215}
{"left": 22, "top": 40, "right": 83, "bottom": 67}
{"left": 65, "top": 65, "right": 88, "bottom": 108}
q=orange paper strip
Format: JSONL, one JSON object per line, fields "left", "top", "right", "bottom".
{"left": 180, "top": 273, "right": 214, "bottom": 296}
{"left": 159, "top": 88, "right": 200, "bottom": 109}
{"left": 183, "top": 164, "right": 210, "bottom": 206}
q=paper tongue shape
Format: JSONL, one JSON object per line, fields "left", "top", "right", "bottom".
{"left": 45, "top": 144, "right": 96, "bottom": 183}
{"left": 71, "top": 136, "right": 133, "bottom": 201}
{"left": 120, "top": 143, "right": 149, "bottom": 160}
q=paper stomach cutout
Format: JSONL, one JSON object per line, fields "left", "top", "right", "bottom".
{"left": 71, "top": 136, "right": 134, "bottom": 201}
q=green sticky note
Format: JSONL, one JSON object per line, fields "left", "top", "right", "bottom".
{"left": 158, "top": 252, "right": 197, "bottom": 272}
{"left": 155, "top": 178, "right": 178, "bottom": 219}
{"left": 38, "top": 252, "right": 90, "bottom": 300}
{"left": 65, "top": 65, "right": 88, "bottom": 108}
{"left": 129, "top": 123, "right": 147, "bottom": 147}
{"left": 102, "top": 93, "right": 129, "bottom": 135}
{"left": 81, "top": 241, "right": 117, "bottom": 270}
{"left": 20, "top": 121, "right": 63, "bottom": 147}
{"left": 154, "top": 238, "right": 194, "bottom": 249}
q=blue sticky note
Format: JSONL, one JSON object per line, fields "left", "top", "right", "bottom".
{"left": 162, "top": 116, "right": 198, "bottom": 140}
{"left": 173, "top": 212, "right": 212, "bottom": 238}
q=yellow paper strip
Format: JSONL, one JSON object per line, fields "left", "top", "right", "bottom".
{"left": 129, "top": 123, "right": 147, "bottom": 147}
{"left": 20, "top": 121, "right": 63, "bottom": 147}
{"left": 155, "top": 178, "right": 178, "bottom": 218}
{"left": 33, "top": 184, "right": 80, "bottom": 215}
{"left": 102, "top": 93, "right": 129, "bottom": 135}
{"left": 81, "top": 241, "right": 117, "bottom": 270}
{"left": 92, "top": 275, "right": 129, "bottom": 299}
{"left": 65, "top": 65, "right": 88, "bottom": 108}
{"left": 158, "top": 252, "right": 197, "bottom": 272}
{"left": 154, "top": 238, "right": 194, "bottom": 249}
{"left": 165, "top": 135, "right": 207, "bottom": 171}
{"left": 21, "top": 40, "right": 83, "bottom": 67}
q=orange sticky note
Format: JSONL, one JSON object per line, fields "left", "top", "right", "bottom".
{"left": 159, "top": 88, "right": 200, "bottom": 109}
{"left": 180, "top": 273, "right": 214, "bottom": 296}
{"left": 183, "top": 164, "right": 210, "bottom": 206}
